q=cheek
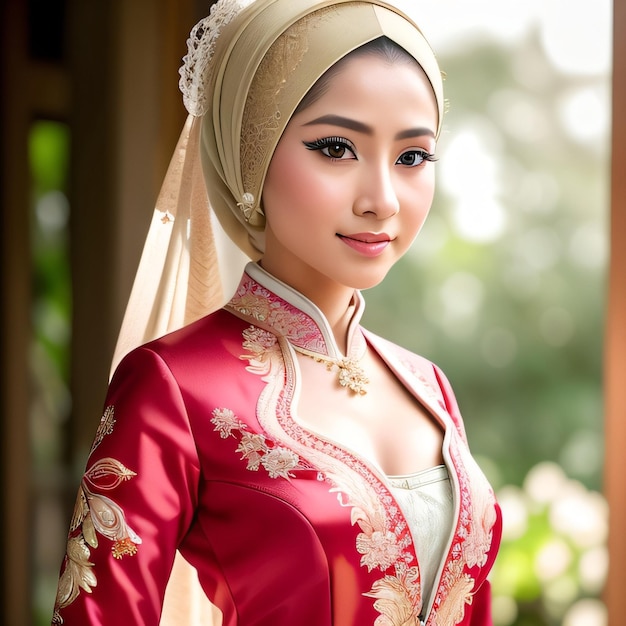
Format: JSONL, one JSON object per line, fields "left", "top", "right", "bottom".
{"left": 401, "top": 172, "right": 436, "bottom": 221}
{"left": 263, "top": 149, "right": 307, "bottom": 216}
{"left": 263, "top": 151, "right": 335, "bottom": 227}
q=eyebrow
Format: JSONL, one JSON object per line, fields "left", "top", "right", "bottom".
{"left": 302, "top": 114, "right": 435, "bottom": 140}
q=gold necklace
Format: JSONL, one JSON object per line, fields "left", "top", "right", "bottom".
{"left": 292, "top": 345, "right": 369, "bottom": 395}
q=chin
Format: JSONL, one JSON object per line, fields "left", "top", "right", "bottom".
{"left": 355, "top": 279, "right": 386, "bottom": 291}
{"left": 344, "top": 269, "right": 391, "bottom": 292}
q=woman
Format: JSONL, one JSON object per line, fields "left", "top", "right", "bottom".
{"left": 53, "top": 1, "right": 502, "bottom": 624}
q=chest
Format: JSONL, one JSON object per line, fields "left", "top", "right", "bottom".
{"left": 293, "top": 348, "right": 445, "bottom": 475}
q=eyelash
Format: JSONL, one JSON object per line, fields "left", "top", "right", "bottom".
{"left": 303, "top": 137, "right": 357, "bottom": 160}
{"left": 303, "top": 136, "right": 437, "bottom": 166}
{"left": 397, "top": 150, "right": 438, "bottom": 167}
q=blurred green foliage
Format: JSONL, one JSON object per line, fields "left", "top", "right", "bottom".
{"left": 29, "top": 120, "right": 72, "bottom": 625}
{"left": 29, "top": 120, "right": 72, "bottom": 383}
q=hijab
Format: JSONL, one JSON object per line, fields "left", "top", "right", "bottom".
{"left": 111, "top": 0, "right": 443, "bottom": 373}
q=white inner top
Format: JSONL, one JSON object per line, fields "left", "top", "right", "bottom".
{"left": 387, "top": 464, "right": 453, "bottom": 616}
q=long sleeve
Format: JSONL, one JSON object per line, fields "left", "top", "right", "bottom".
{"left": 52, "top": 347, "right": 201, "bottom": 625}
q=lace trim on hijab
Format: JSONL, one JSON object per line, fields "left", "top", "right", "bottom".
{"left": 179, "top": 0, "right": 256, "bottom": 117}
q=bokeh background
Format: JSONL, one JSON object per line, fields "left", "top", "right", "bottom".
{"left": 365, "top": 2, "right": 611, "bottom": 625}
{"left": 16, "top": 1, "right": 611, "bottom": 624}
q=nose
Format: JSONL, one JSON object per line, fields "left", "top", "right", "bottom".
{"left": 353, "top": 163, "right": 400, "bottom": 219}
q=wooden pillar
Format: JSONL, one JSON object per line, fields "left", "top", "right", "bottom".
{"left": 68, "top": 0, "right": 192, "bottom": 461}
{"left": 605, "top": 1, "right": 626, "bottom": 623}
{"left": 0, "top": 0, "right": 32, "bottom": 622}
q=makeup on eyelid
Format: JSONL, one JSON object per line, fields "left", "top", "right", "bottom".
{"left": 303, "top": 136, "right": 436, "bottom": 164}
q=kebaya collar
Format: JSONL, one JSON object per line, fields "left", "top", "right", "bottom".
{"left": 225, "top": 262, "right": 366, "bottom": 361}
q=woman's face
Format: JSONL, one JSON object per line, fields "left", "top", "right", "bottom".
{"left": 261, "top": 52, "right": 438, "bottom": 303}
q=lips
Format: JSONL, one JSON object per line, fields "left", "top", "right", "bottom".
{"left": 337, "top": 232, "right": 392, "bottom": 257}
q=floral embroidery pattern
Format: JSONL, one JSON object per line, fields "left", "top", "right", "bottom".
{"left": 240, "top": 326, "right": 284, "bottom": 379}
{"left": 228, "top": 275, "right": 330, "bottom": 353}
{"left": 356, "top": 529, "right": 403, "bottom": 572}
{"left": 364, "top": 563, "right": 421, "bottom": 625}
{"left": 426, "top": 443, "right": 497, "bottom": 625}
{"left": 296, "top": 431, "right": 422, "bottom": 625}
{"left": 211, "top": 407, "right": 301, "bottom": 479}
{"left": 435, "top": 560, "right": 475, "bottom": 624}
{"left": 53, "top": 407, "right": 141, "bottom": 624}
{"left": 226, "top": 273, "right": 498, "bottom": 625}
{"left": 227, "top": 295, "right": 424, "bottom": 624}
{"left": 53, "top": 536, "right": 95, "bottom": 624}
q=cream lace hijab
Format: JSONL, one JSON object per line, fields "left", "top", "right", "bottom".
{"left": 111, "top": 0, "right": 444, "bottom": 374}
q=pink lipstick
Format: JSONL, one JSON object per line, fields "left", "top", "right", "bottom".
{"left": 338, "top": 233, "right": 392, "bottom": 257}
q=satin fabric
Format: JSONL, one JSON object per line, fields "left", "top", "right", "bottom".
{"left": 53, "top": 265, "right": 501, "bottom": 626}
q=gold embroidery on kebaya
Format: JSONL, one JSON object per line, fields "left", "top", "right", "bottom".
{"left": 53, "top": 407, "right": 142, "bottom": 624}
{"left": 54, "top": 536, "right": 97, "bottom": 623}
{"left": 211, "top": 406, "right": 301, "bottom": 479}
{"left": 211, "top": 407, "right": 246, "bottom": 438}
{"left": 356, "top": 528, "right": 403, "bottom": 571}
{"left": 227, "top": 276, "right": 498, "bottom": 625}
{"left": 235, "top": 324, "right": 425, "bottom": 624}
{"left": 435, "top": 560, "right": 475, "bottom": 624}
{"left": 112, "top": 536, "right": 140, "bottom": 559}
{"left": 80, "top": 476, "right": 141, "bottom": 557}
{"left": 229, "top": 276, "right": 370, "bottom": 395}
{"left": 90, "top": 405, "right": 116, "bottom": 454}
{"left": 84, "top": 457, "right": 137, "bottom": 490}
{"left": 363, "top": 564, "right": 420, "bottom": 625}
{"left": 425, "top": 444, "right": 497, "bottom": 625}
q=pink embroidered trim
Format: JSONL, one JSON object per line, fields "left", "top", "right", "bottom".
{"left": 228, "top": 274, "right": 329, "bottom": 353}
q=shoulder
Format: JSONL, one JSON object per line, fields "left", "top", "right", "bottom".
{"left": 151, "top": 308, "right": 245, "bottom": 358}
{"left": 113, "top": 308, "right": 250, "bottom": 386}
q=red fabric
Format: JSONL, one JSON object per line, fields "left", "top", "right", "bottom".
{"left": 53, "top": 271, "right": 501, "bottom": 626}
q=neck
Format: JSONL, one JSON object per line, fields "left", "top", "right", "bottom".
{"left": 327, "top": 293, "right": 357, "bottom": 355}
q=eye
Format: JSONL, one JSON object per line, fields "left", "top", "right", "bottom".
{"left": 396, "top": 150, "right": 437, "bottom": 167}
{"left": 325, "top": 143, "right": 349, "bottom": 159}
{"left": 303, "top": 137, "right": 357, "bottom": 160}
